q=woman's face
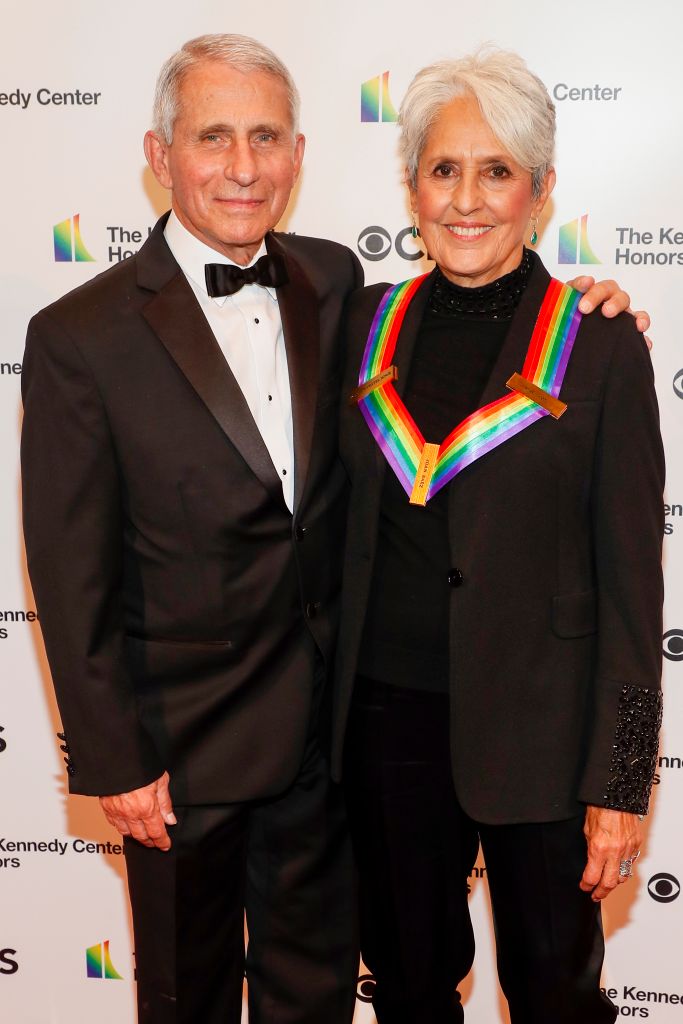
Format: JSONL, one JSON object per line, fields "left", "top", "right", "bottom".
{"left": 410, "top": 94, "right": 554, "bottom": 287}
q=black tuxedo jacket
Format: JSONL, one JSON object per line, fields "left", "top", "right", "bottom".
{"left": 22, "top": 214, "right": 362, "bottom": 803}
{"left": 332, "top": 256, "right": 664, "bottom": 824}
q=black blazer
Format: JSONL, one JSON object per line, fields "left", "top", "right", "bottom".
{"left": 22, "top": 213, "right": 362, "bottom": 803}
{"left": 332, "top": 256, "right": 664, "bottom": 824}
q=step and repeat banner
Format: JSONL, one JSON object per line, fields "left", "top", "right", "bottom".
{"left": 2, "top": 0, "right": 682, "bottom": 1020}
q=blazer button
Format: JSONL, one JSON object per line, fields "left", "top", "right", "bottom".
{"left": 448, "top": 568, "right": 464, "bottom": 588}
{"left": 295, "top": 525, "right": 306, "bottom": 542}
{"left": 306, "top": 602, "right": 319, "bottom": 619}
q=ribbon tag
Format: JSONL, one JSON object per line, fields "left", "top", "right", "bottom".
{"left": 506, "top": 372, "right": 567, "bottom": 420}
{"left": 349, "top": 365, "right": 398, "bottom": 405}
{"left": 409, "top": 443, "right": 441, "bottom": 506}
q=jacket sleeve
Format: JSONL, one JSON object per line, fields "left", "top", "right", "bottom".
{"left": 21, "top": 310, "right": 164, "bottom": 796}
{"left": 578, "top": 317, "right": 664, "bottom": 815}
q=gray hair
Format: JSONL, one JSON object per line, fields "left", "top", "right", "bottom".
{"left": 152, "top": 34, "right": 301, "bottom": 143}
{"left": 399, "top": 48, "right": 555, "bottom": 198}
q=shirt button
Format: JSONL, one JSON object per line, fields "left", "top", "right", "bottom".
{"left": 254, "top": 317, "right": 260, "bottom": 324}
{"left": 295, "top": 525, "right": 306, "bottom": 541}
{"left": 282, "top": 469, "right": 287, "bottom": 476}
{"left": 268, "top": 394, "right": 273, "bottom": 402}
{"left": 306, "top": 602, "right": 319, "bottom": 619}
{"left": 448, "top": 568, "right": 464, "bottom": 588}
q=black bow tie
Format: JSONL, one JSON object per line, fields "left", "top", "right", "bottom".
{"left": 205, "top": 253, "right": 289, "bottom": 297}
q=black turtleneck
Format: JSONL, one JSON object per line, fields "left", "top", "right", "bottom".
{"left": 357, "top": 250, "right": 533, "bottom": 692}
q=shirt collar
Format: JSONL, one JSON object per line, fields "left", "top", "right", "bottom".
{"left": 164, "top": 211, "right": 276, "bottom": 306}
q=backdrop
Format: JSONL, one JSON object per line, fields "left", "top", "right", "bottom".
{"left": 2, "top": 1, "right": 682, "bottom": 1020}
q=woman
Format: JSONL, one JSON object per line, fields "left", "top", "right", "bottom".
{"left": 333, "top": 50, "right": 664, "bottom": 1023}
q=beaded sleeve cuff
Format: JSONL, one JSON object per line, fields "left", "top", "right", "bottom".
{"left": 603, "top": 685, "right": 663, "bottom": 816}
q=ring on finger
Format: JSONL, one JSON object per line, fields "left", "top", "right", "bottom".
{"left": 619, "top": 858, "right": 634, "bottom": 878}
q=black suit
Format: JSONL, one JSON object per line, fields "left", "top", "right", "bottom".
{"left": 21, "top": 214, "right": 363, "bottom": 1023}
{"left": 332, "top": 256, "right": 664, "bottom": 1023}
{"left": 334, "top": 256, "right": 663, "bottom": 819}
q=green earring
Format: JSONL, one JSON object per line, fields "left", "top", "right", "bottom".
{"left": 530, "top": 221, "right": 538, "bottom": 246}
{"left": 411, "top": 216, "right": 420, "bottom": 239}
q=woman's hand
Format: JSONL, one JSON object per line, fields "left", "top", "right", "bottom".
{"left": 580, "top": 805, "right": 643, "bottom": 901}
{"left": 567, "top": 275, "right": 651, "bottom": 348}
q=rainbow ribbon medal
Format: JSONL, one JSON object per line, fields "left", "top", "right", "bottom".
{"left": 351, "top": 274, "right": 583, "bottom": 505}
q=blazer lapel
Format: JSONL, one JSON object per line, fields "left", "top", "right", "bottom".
{"left": 267, "top": 233, "right": 320, "bottom": 510}
{"left": 138, "top": 224, "right": 285, "bottom": 508}
{"left": 392, "top": 271, "right": 434, "bottom": 401}
{"left": 477, "top": 255, "right": 552, "bottom": 409}
{"left": 368, "top": 271, "right": 434, "bottom": 479}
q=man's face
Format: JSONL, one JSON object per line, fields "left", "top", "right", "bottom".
{"left": 146, "top": 61, "right": 304, "bottom": 265}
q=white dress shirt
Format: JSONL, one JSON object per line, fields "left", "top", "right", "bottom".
{"left": 164, "top": 212, "right": 294, "bottom": 511}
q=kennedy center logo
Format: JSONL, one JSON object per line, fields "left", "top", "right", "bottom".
{"left": 86, "top": 939, "right": 123, "bottom": 980}
{"left": 558, "top": 214, "right": 601, "bottom": 265}
{"left": 53, "top": 214, "right": 95, "bottom": 263}
{"left": 361, "top": 71, "right": 397, "bottom": 122}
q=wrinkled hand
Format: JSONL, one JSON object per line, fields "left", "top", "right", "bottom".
{"left": 99, "top": 771, "right": 176, "bottom": 851}
{"left": 568, "top": 275, "right": 651, "bottom": 348}
{"left": 580, "top": 805, "right": 642, "bottom": 901}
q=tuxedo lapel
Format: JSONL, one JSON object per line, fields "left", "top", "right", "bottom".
{"left": 267, "top": 234, "right": 320, "bottom": 510}
{"left": 138, "top": 225, "right": 286, "bottom": 509}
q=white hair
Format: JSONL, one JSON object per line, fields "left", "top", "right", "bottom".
{"left": 399, "top": 48, "right": 555, "bottom": 198}
{"left": 152, "top": 33, "right": 301, "bottom": 143}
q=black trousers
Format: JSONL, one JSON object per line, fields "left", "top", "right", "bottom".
{"left": 124, "top": 728, "right": 358, "bottom": 1024}
{"left": 343, "top": 677, "right": 618, "bottom": 1024}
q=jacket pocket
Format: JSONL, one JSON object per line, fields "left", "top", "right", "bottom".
{"left": 124, "top": 633, "right": 236, "bottom": 688}
{"left": 552, "top": 589, "right": 597, "bottom": 638}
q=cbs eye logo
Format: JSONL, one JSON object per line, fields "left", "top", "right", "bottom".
{"left": 647, "top": 873, "right": 680, "bottom": 903}
{"left": 663, "top": 629, "right": 683, "bottom": 662}
{"left": 673, "top": 369, "right": 683, "bottom": 400}
{"left": 357, "top": 973, "right": 376, "bottom": 1003}
{"left": 357, "top": 225, "right": 424, "bottom": 262}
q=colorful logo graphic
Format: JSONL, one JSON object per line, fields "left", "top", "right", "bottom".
{"left": 86, "top": 940, "right": 123, "bottom": 980}
{"left": 361, "top": 71, "right": 397, "bottom": 123}
{"left": 558, "top": 214, "right": 601, "bottom": 264}
{"left": 53, "top": 214, "right": 95, "bottom": 263}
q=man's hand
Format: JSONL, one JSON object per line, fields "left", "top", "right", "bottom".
{"left": 99, "top": 771, "right": 176, "bottom": 851}
{"left": 580, "top": 806, "right": 642, "bottom": 901}
{"left": 568, "top": 275, "right": 651, "bottom": 347}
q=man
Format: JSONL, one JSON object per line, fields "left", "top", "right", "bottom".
{"left": 22, "top": 34, "right": 361, "bottom": 1024}
{"left": 21, "top": 32, "right": 644, "bottom": 1024}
